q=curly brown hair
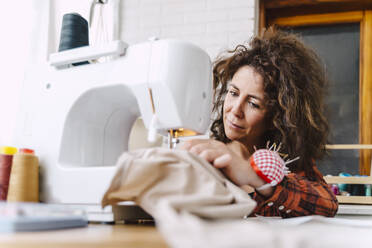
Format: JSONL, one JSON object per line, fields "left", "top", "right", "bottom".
{"left": 210, "top": 27, "right": 329, "bottom": 176}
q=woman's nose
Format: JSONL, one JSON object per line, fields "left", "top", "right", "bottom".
{"left": 231, "top": 99, "right": 244, "bottom": 118}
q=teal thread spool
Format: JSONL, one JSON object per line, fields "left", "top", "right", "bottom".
{"left": 365, "top": 184, "right": 371, "bottom": 196}
{"left": 338, "top": 172, "right": 351, "bottom": 192}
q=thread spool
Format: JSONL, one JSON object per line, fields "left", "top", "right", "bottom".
{"left": 365, "top": 184, "right": 371, "bottom": 196}
{"left": 58, "top": 13, "right": 89, "bottom": 66}
{"left": 7, "top": 149, "right": 39, "bottom": 202}
{"left": 0, "top": 146, "right": 17, "bottom": 200}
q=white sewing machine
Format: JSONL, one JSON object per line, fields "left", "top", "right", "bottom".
{"left": 14, "top": 39, "right": 212, "bottom": 221}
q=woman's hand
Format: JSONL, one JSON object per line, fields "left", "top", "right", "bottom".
{"left": 180, "top": 139, "right": 270, "bottom": 194}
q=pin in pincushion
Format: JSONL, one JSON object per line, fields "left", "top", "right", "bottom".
{"left": 249, "top": 149, "right": 290, "bottom": 190}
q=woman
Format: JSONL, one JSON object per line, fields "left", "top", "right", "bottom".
{"left": 181, "top": 28, "right": 338, "bottom": 218}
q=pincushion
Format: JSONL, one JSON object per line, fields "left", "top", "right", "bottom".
{"left": 249, "top": 149, "right": 292, "bottom": 190}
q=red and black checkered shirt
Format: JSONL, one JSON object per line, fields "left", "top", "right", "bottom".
{"left": 250, "top": 165, "right": 338, "bottom": 218}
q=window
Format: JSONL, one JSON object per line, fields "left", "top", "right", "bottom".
{"left": 260, "top": 1, "right": 372, "bottom": 175}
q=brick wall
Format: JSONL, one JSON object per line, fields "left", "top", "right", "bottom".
{"left": 120, "top": 0, "right": 257, "bottom": 60}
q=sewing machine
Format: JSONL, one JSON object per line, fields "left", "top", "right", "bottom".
{"left": 14, "top": 39, "right": 212, "bottom": 221}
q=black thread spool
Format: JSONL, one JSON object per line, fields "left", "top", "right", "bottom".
{"left": 58, "top": 13, "right": 89, "bottom": 66}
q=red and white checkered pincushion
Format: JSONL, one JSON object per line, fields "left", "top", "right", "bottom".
{"left": 249, "top": 149, "right": 288, "bottom": 187}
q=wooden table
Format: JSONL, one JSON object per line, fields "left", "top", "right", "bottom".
{"left": 0, "top": 224, "right": 168, "bottom": 248}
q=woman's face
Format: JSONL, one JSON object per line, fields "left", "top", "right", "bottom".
{"left": 223, "top": 65, "right": 268, "bottom": 148}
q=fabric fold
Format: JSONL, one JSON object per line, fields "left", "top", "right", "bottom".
{"left": 101, "top": 147, "right": 256, "bottom": 220}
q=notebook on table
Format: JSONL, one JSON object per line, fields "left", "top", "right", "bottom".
{"left": 0, "top": 202, "right": 88, "bottom": 232}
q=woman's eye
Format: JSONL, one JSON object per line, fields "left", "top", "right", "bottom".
{"left": 228, "top": 90, "right": 238, "bottom": 96}
{"left": 248, "top": 102, "right": 260, "bottom": 109}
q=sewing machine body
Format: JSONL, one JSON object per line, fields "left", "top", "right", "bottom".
{"left": 14, "top": 39, "right": 212, "bottom": 207}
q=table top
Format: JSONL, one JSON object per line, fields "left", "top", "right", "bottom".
{"left": 0, "top": 223, "right": 168, "bottom": 248}
{"left": 2, "top": 213, "right": 371, "bottom": 248}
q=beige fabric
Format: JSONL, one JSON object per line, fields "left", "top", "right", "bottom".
{"left": 102, "top": 148, "right": 372, "bottom": 248}
{"left": 102, "top": 147, "right": 256, "bottom": 219}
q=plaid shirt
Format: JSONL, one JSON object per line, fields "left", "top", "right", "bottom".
{"left": 250, "top": 166, "right": 338, "bottom": 218}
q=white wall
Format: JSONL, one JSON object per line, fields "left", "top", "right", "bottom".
{"left": 120, "top": 0, "right": 256, "bottom": 59}
{"left": 47, "top": 0, "right": 257, "bottom": 61}
{"left": 49, "top": 0, "right": 257, "bottom": 59}
{"left": 0, "top": 0, "right": 257, "bottom": 147}
{"left": 0, "top": 2, "right": 34, "bottom": 146}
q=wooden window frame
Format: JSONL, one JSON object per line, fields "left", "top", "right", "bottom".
{"left": 260, "top": 9, "right": 372, "bottom": 175}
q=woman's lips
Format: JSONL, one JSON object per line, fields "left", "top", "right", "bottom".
{"left": 227, "top": 119, "right": 244, "bottom": 130}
